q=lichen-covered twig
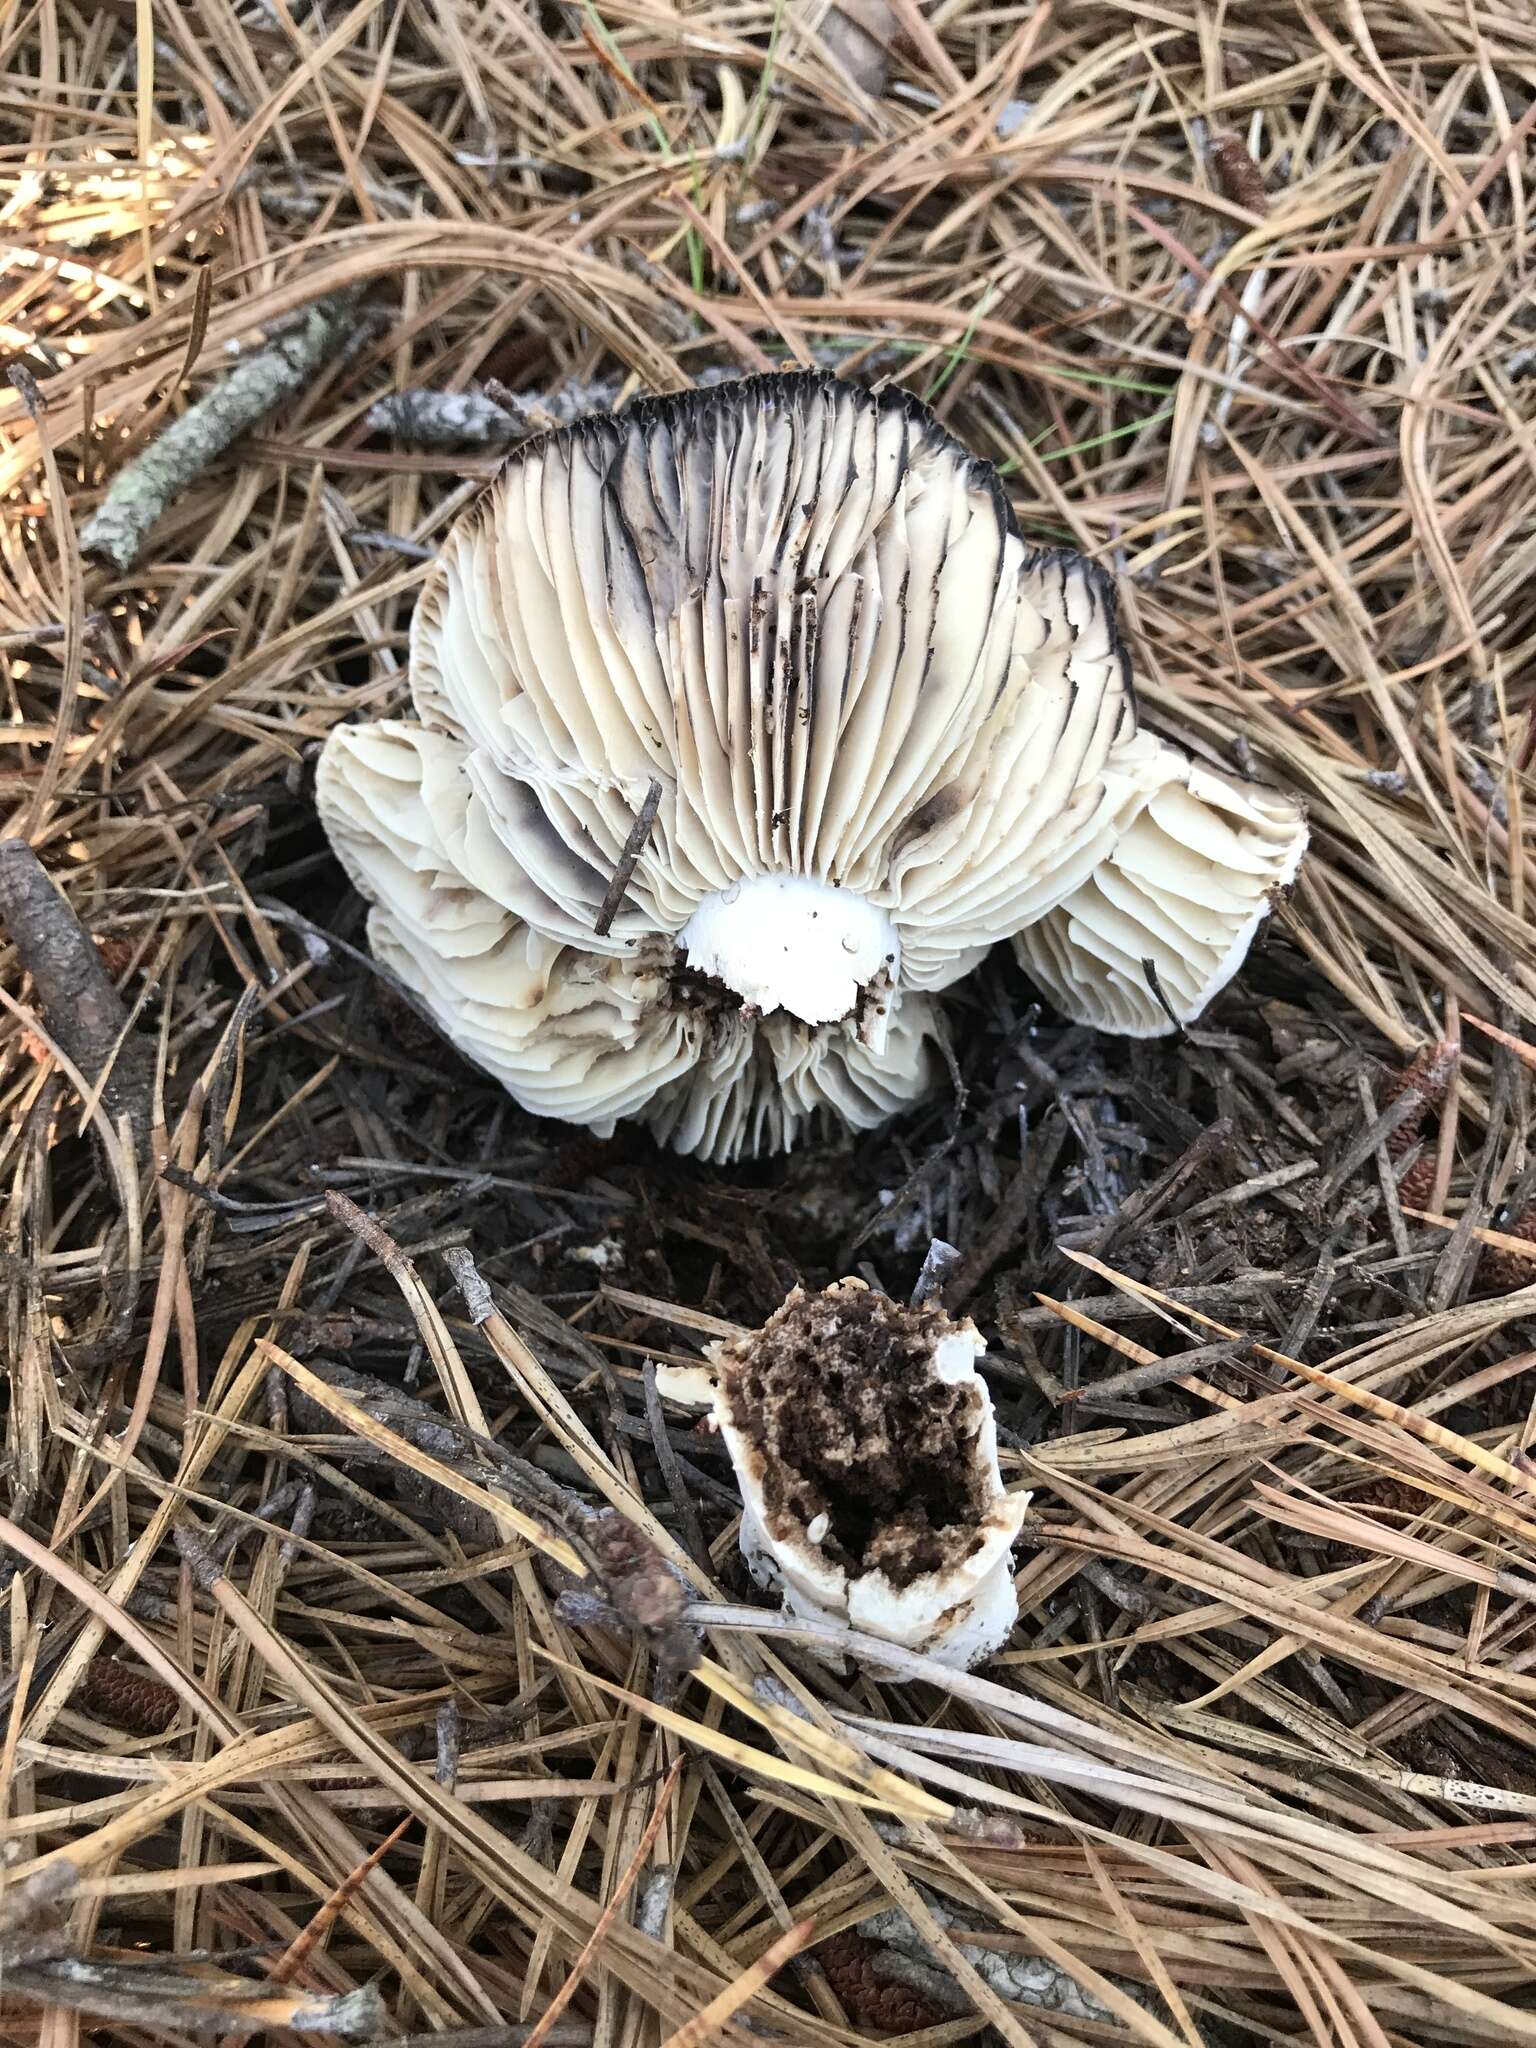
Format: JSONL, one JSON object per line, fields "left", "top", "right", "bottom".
{"left": 862, "top": 1897, "right": 1122, "bottom": 2025}
{"left": 910, "top": 1236, "right": 961, "bottom": 1305}
{"left": 0, "top": 1956, "right": 380, "bottom": 2038}
{"left": 364, "top": 368, "right": 762, "bottom": 451}
{"left": 0, "top": 1863, "right": 76, "bottom": 1970}
{"left": 366, "top": 378, "right": 623, "bottom": 450}
{"left": 366, "top": 387, "right": 523, "bottom": 448}
{"left": 79, "top": 291, "right": 359, "bottom": 573}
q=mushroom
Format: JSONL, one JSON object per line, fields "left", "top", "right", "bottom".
{"left": 318, "top": 372, "right": 1305, "bottom": 1160}
{"left": 1009, "top": 752, "right": 1308, "bottom": 1036}
{"left": 658, "top": 1279, "right": 1027, "bottom": 1671}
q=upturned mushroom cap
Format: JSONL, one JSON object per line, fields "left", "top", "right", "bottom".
{"left": 1010, "top": 744, "right": 1308, "bottom": 1036}
{"left": 657, "top": 1278, "right": 1029, "bottom": 1672}
{"left": 317, "top": 372, "right": 1306, "bottom": 1158}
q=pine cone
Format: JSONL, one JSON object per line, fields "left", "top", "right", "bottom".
{"left": 815, "top": 1932, "right": 948, "bottom": 2034}
{"left": 1335, "top": 1477, "right": 1427, "bottom": 1563}
{"left": 77, "top": 1655, "right": 178, "bottom": 1735}
{"left": 1397, "top": 1154, "right": 1437, "bottom": 1211}
{"left": 1208, "top": 134, "right": 1269, "bottom": 213}
{"left": 1483, "top": 1204, "right": 1536, "bottom": 1293}
{"left": 1380, "top": 1041, "right": 1457, "bottom": 1158}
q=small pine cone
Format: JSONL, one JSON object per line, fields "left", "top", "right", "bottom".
{"left": 1397, "top": 1154, "right": 1437, "bottom": 1211}
{"left": 93, "top": 934, "right": 138, "bottom": 980}
{"left": 1483, "top": 1204, "right": 1536, "bottom": 1293}
{"left": 1395, "top": 1040, "right": 1458, "bottom": 1107}
{"left": 1381, "top": 1040, "right": 1457, "bottom": 1158}
{"left": 1346, "top": 1476, "right": 1424, "bottom": 1520}
{"left": 1208, "top": 134, "right": 1269, "bottom": 213}
{"left": 77, "top": 1655, "right": 178, "bottom": 1735}
{"left": 815, "top": 1932, "right": 948, "bottom": 2035}
{"left": 1335, "top": 1477, "right": 1426, "bottom": 1565}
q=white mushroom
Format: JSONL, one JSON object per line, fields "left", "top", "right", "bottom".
{"left": 1010, "top": 748, "right": 1309, "bottom": 1036}
{"left": 317, "top": 373, "right": 1306, "bottom": 1160}
{"left": 657, "top": 1279, "right": 1029, "bottom": 1672}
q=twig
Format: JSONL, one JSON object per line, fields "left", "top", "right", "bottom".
{"left": 366, "top": 389, "right": 521, "bottom": 447}
{"left": 367, "top": 378, "right": 624, "bottom": 449}
{"left": 443, "top": 1241, "right": 496, "bottom": 1324}
{"left": 643, "top": 1358, "right": 708, "bottom": 1568}
{"left": 0, "top": 839, "right": 153, "bottom": 1152}
{"left": 0, "top": 1864, "right": 76, "bottom": 1969}
{"left": 79, "top": 291, "right": 360, "bottom": 572}
{"left": 0, "top": 1958, "right": 381, "bottom": 2036}
{"left": 593, "top": 779, "right": 663, "bottom": 937}
{"left": 910, "top": 1238, "right": 961, "bottom": 1306}
{"left": 1067, "top": 1338, "right": 1250, "bottom": 1408}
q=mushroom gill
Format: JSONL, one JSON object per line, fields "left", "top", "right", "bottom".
{"left": 317, "top": 372, "right": 1307, "bottom": 1160}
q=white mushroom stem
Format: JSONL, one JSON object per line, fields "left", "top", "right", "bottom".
{"left": 677, "top": 874, "right": 899, "bottom": 1028}
{"left": 658, "top": 1279, "right": 1028, "bottom": 1673}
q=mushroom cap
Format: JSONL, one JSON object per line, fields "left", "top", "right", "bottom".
{"left": 1010, "top": 745, "right": 1308, "bottom": 1035}
{"left": 317, "top": 371, "right": 1306, "bottom": 1157}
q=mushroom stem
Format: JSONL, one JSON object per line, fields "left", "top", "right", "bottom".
{"left": 677, "top": 874, "right": 899, "bottom": 1031}
{"left": 658, "top": 1279, "right": 1028, "bottom": 1672}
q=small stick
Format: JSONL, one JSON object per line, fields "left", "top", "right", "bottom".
{"left": 0, "top": 839, "right": 153, "bottom": 1152}
{"left": 911, "top": 1238, "right": 961, "bottom": 1306}
{"left": 79, "top": 291, "right": 359, "bottom": 573}
{"left": 594, "top": 779, "right": 663, "bottom": 937}
{"left": 344, "top": 528, "right": 434, "bottom": 560}
{"left": 367, "top": 377, "right": 624, "bottom": 449}
{"left": 443, "top": 1241, "right": 496, "bottom": 1325}
{"left": 1067, "top": 1338, "right": 1250, "bottom": 1408}
{"left": 643, "top": 1359, "right": 708, "bottom": 1569}
{"left": 366, "top": 389, "right": 519, "bottom": 448}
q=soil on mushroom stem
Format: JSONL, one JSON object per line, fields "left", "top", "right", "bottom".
{"left": 722, "top": 1284, "right": 992, "bottom": 1585}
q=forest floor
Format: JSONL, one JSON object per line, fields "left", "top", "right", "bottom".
{"left": 0, "top": 2, "right": 1534, "bottom": 2043}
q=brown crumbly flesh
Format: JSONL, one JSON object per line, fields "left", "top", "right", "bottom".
{"left": 717, "top": 1279, "right": 991, "bottom": 1588}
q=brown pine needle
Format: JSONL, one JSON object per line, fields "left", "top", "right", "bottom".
{"left": 522, "top": 1760, "right": 683, "bottom": 2048}
{"left": 268, "top": 1817, "right": 413, "bottom": 1987}
{"left": 1463, "top": 1013, "right": 1536, "bottom": 1070}
{"left": 656, "top": 1918, "right": 816, "bottom": 2048}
